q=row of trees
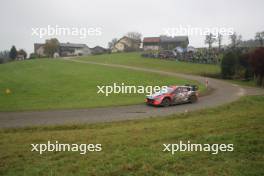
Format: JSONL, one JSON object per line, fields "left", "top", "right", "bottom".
{"left": 0, "top": 46, "right": 28, "bottom": 64}
{"left": 0, "top": 51, "right": 10, "bottom": 64}
{"left": 204, "top": 32, "right": 242, "bottom": 50}
{"left": 221, "top": 47, "right": 264, "bottom": 87}
{"left": 204, "top": 30, "right": 264, "bottom": 86}
{"left": 255, "top": 31, "right": 264, "bottom": 46}
{"left": 205, "top": 31, "right": 264, "bottom": 50}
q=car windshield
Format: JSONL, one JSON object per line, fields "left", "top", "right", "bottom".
{"left": 158, "top": 87, "right": 174, "bottom": 94}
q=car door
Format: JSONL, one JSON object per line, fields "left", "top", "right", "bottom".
{"left": 181, "top": 87, "right": 190, "bottom": 102}
{"left": 172, "top": 87, "right": 189, "bottom": 103}
{"left": 171, "top": 88, "right": 182, "bottom": 104}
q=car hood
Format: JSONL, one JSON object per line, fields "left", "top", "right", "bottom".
{"left": 147, "top": 92, "right": 164, "bottom": 99}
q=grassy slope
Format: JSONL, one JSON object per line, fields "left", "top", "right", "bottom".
{"left": 80, "top": 53, "right": 262, "bottom": 88}
{"left": 0, "top": 59, "right": 203, "bottom": 111}
{"left": 0, "top": 96, "right": 263, "bottom": 175}
{"left": 79, "top": 52, "right": 220, "bottom": 76}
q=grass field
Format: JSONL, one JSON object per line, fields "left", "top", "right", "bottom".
{"left": 79, "top": 52, "right": 221, "bottom": 76}
{"left": 80, "top": 52, "right": 263, "bottom": 88}
{"left": 0, "top": 59, "right": 204, "bottom": 111}
{"left": 0, "top": 96, "right": 263, "bottom": 175}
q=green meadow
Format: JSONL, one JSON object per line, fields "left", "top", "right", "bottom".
{"left": 0, "top": 59, "right": 203, "bottom": 111}
{"left": 0, "top": 96, "right": 263, "bottom": 175}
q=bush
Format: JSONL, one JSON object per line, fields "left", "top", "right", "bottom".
{"left": 29, "top": 53, "right": 37, "bottom": 59}
{"left": 238, "top": 53, "right": 253, "bottom": 80}
{"left": 249, "top": 47, "right": 264, "bottom": 86}
{"left": 221, "top": 51, "right": 239, "bottom": 79}
{"left": 0, "top": 51, "right": 10, "bottom": 64}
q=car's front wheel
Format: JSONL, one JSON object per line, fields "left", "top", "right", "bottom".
{"left": 161, "top": 98, "right": 171, "bottom": 107}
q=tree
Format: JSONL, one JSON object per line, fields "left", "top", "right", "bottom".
{"left": 238, "top": 53, "right": 253, "bottom": 80}
{"left": 0, "top": 50, "right": 9, "bottom": 58}
{"left": 0, "top": 50, "right": 10, "bottom": 64}
{"left": 9, "top": 46, "right": 17, "bottom": 60}
{"left": 44, "top": 38, "right": 59, "bottom": 57}
{"left": 108, "top": 38, "right": 118, "bottom": 49}
{"left": 255, "top": 31, "right": 264, "bottom": 46}
{"left": 221, "top": 51, "right": 239, "bottom": 79}
{"left": 17, "top": 49, "right": 27, "bottom": 59}
{"left": 205, "top": 33, "right": 217, "bottom": 50}
{"left": 217, "top": 33, "right": 223, "bottom": 50}
{"left": 126, "top": 32, "right": 142, "bottom": 41}
{"left": 229, "top": 32, "right": 242, "bottom": 48}
{"left": 249, "top": 47, "right": 264, "bottom": 86}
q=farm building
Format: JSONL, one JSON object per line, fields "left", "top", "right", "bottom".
{"left": 143, "top": 36, "right": 189, "bottom": 51}
{"left": 142, "top": 37, "right": 161, "bottom": 51}
{"left": 34, "top": 42, "right": 91, "bottom": 57}
{"left": 112, "top": 36, "right": 141, "bottom": 52}
{"left": 90, "top": 46, "right": 109, "bottom": 55}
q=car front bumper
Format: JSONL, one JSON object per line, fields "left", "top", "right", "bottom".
{"left": 145, "top": 98, "right": 162, "bottom": 106}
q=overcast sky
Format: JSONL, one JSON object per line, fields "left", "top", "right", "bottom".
{"left": 1, "top": 0, "right": 264, "bottom": 53}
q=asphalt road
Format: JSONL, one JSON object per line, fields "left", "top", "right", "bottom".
{"left": 0, "top": 58, "right": 263, "bottom": 128}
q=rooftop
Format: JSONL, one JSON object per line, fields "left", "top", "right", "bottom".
{"left": 59, "top": 43, "right": 88, "bottom": 48}
{"left": 160, "top": 36, "right": 189, "bottom": 42}
{"left": 143, "top": 37, "right": 160, "bottom": 43}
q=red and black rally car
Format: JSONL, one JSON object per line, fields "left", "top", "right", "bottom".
{"left": 145, "top": 85, "right": 199, "bottom": 107}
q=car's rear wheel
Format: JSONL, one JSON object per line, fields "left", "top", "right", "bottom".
{"left": 189, "top": 95, "right": 198, "bottom": 103}
{"left": 161, "top": 98, "right": 171, "bottom": 107}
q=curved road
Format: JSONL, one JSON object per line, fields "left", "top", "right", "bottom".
{"left": 0, "top": 58, "right": 263, "bottom": 128}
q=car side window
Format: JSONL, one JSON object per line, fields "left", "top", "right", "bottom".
{"left": 182, "top": 88, "right": 188, "bottom": 92}
{"left": 172, "top": 88, "right": 180, "bottom": 94}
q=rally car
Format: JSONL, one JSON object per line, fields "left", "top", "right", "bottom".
{"left": 145, "top": 85, "right": 199, "bottom": 107}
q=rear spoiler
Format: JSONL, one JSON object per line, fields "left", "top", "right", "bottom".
{"left": 184, "top": 84, "right": 199, "bottom": 91}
